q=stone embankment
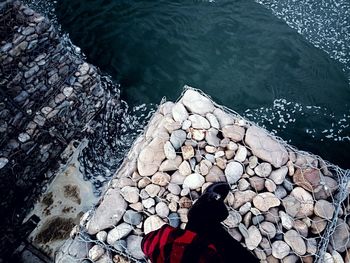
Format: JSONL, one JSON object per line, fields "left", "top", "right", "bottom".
{"left": 58, "top": 88, "right": 350, "bottom": 263}
{"left": 0, "top": 0, "right": 117, "bottom": 258}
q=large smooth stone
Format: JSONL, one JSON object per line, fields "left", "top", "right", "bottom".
{"left": 245, "top": 126, "right": 288, "bottom": 168}
{"left": 225, "top": 161, "right": 243, "bottom": 184}
{"left": 189, "top": 114, "right": 210, "bottom": 129}
{"left": 245, "top": 226, "right": 262, "bottom": 250}
{"left": 137, "top": 137, "right": 166, "bottom": 176}
{"left": 107, "top": 223, "right": 133, "bottom": 244}
{"left": 222, "top": 125, "right": 245, "bottom": 142}
{"left": 272, "top": 241, "right": 290, "bottom": 259}
{"left": 182, "top": 88, "right": 215, "bottom": 115}
{"left": 87, "top": 188, "right": 127, "bottom": 235}
{"left": 253, "top": 192, "right": 280, "bottom": 212}
{"left": 144, "top": 215, "right": 166, "bottom": 234}
{"left": 284, "top": 229, "right": 306, "bottom": 255}
{"left": 172, "top": 102, "right": 189, "bottom": 124}
{"left": 126, "top": 235, "right": 145, "bottom": 260}
{"left": 183, "top": 173, "right": 205, "bottom": 190}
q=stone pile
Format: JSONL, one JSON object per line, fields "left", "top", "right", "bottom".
{"left": 59, "top": 88, "right": 349, "bottom": 263}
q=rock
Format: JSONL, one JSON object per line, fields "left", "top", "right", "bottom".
{"left": 183, "top": 173, "right": 205, "bottom": 190}
{"left": 179, "top": 161, "right": 192, "bottom": 176}
{"left": 199, "top": 160, "right": 212, "bottom": 175}
{"left": 179, "top": 197, "right": 192, "bottom": 208}
{"left": 272, "top": 241, "right": 290, "bottom": 259}
{"left": 228, "top": 228, "right": 243, "bottom": 242}
{"left": 275, "top": 186, "right": 288, "bottom": 199}
{"left": 239, "top": 202, "right": 251, "bottom": 215}
{"left": 265, "top": 179, "right": 277, "bottom": 192}
{"left": 144, "top": 215, "right": 165, "bottom": 235}
{"left": 96, "top": 231, "right": 107, "bottom": 242}
{"left": 332, "top": 251, "right": 344, "bottom": 263}
{"left": 234, "top": 145, "right": 247, "bottom": 162}
{"left": 290, "top": 187, "right": 314, "bottom": 217}
{"left": 282, "top": 195, "right": 301, "bottom": 218}
{"left": 270, "top": 166, "right": 288, "bottom": 185}
{"left": 222, "top": 125, "right": 245, "bottom": 142}
{"left": 189, "top": 114, "right": 210, "bottom": 129}
{"left": 252, "top": 214, "right": 264, "bottom": 225}
{"left": 206, "top": 113, "right": 220, "bottom": 129}
{"left": 255, "top": 162, "right": 272, "bottom": 178}
{"left": 159, "top": 156, "right": 182, "bottom": 171}
{"left": 18, "top": 132, "right": 30, "bottom": 143}
{"left": 259, "top": 221, "right": 276, "bottom": 239}
{"left": 181, "top": 145, "right": 194, "bottom": 160}
{"left": 245, "top": 226, "right": 262, "bottom": 250}
{"left": 138, "top": 137, "right": 166, "bottom": 176}
{"left": 164, "top": 141, "right": 176, "bottom": 160}
{"left": 182, "top": 88, "right": 215, "bottom": 115}
{"left": 314, "top": 176, "right": 338, "bottom": 199}
{"left": 156, "top": 202, "right": 169, "bottom": 218}
{"left": 63, "top": 87, "right": 73, "bottom": 97}
{"left": 120, "top": 186, "right": 140, "bottom": 204}
{"left": 238, "top": 179, "right": 250, "bottom": 191}
{"left": 282, "top": 255, "right": 299, "bottom": 263}
{"left": 314, "top": 200, "right": 334, "bottom": 220}
{"left": 191, "top": 128, "right": 205, "bottom": 141}
{"left": 253, "top": 192, "right": 280, "bottom": 212}
{"left": 324, "top": 253, "right": 334, "bottom": 263}
{"left": 284, "top": 229, "right": 306, "bottom": 255}
{"left": 129, "top": 202, "right": 143, "bottom": 212}
{"left": 151, "top": 172, "right": 171, "bottom": 186}
{"left": 88, "top": 245, "right": 104, "bottom": 261}
{"left": 293, "top": 220, "right": 308, "bottom": 237}
{"left": 245, "top": 126, "right": 288, "bottom": 168}
{"left": 249, "top": 156, "right": 258, "bottom": 168}
{"left": 123, "top": 210, "right": 142, "bottom": 226}
{"left": 87, "top": 188, "right": 127, "bottom": 235}
{"left": 306, "top": 238, "right": 317, "bottom": 254}
{"left": 223, "top": 210, "right": 242, "bottom": 228}
{"left": 249, "top": 176, "right": 265, "bottom": 192}
{"left": 107, "top": 223, "right": 133, "bottom": 244}
{"left": 170, "top": 130, "right": 187, "bottom": 149}
{"left": 293, "top": 168, "right": 321, "bottom": 192}
{"left": 213, "top": 108, "right": 235, "bottom": 127}
{"left": 205, "top": 128, "right": 220, "bottom": 147}
{"left": 168, "top": 213, "right": 180, "bottom": 228}
{"left": 310, "top": 216, "right": 327, "bottom": 234}
{"left": 172, "top": 103, "right": 189, "bottom": 124}
{"left": 330, "top": 219, "right": 350, "bottom": 253}
{"left": 233, "top": 190, "right": 257, "bottom": 209}
{"left": 171, "top": 171, "right": 187, "bottom": 185}
{"left": 178, "top": 208, "right": 189, "bottom": 223}
{"left": 145, "top": 184, "right": 161, "bottom": 197}
{"left": 143, "top": 198, "right": 155, "bottom": 209}
{"left": 126, "top": 235, "right": 145, "bottom": 260}
{"left": 280, "top": 211, "right": 293, "bottom": 230}
{"left": 225, "top": 161, "right": 243, "bottom": 185}
{"left": 113, "top": 240, "right": 127, "bottom": 253}
{"left": 168, "top": 183, "right": 181, "bottom": 195}
{"left": 138, "top": 177, "right": 152, "bottom": 189}
{"left": 0, "top": 157, "right": 9, "bottom": 169}
{"left": 206, "top": 165, "right": 226, "bottom": 182}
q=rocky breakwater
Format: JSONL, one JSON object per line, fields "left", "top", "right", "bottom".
{"left": 58, "top": 87, "right": 348, "bottom": 263}
{"left": 0, "top": 0, "right": 114, "bottom": 258}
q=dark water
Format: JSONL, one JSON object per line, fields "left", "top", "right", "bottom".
{"left": 55, "top": 0, "right": 350, "bottom": 168}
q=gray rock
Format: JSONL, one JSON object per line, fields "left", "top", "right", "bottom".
{"left": 189, "top": 114, "right": 210, "bottom": 129}
{"left": 88, "top": 245, "right": 104, "bottom": 261}
{"left": 269, "top": 166, "right": 288, "bottom": 185}
{"left": 222, "top": 125, "right": 245, "bottom": 142}
{"left": 170, "top": 130, "right": 186, "bottom": 150}
{"left": 126, "top": 235, "right": 145, "bottom": 260}
{"left": 138, "top": 137, "right": 166, "bottom": 176}
{"left": 206, "top": 113, "right": 220, "bottom": 129}
{"left": 0, "top": 157, "right": 9, "bottom": 169}
{"left": 168, "top": 213, "right": 180, "bottom": 228}
{"left": 123, "top": 210, "right": 142, "bottom": 226}
{"left": 113, "top": 240, "right": 127, "bottom": 253}
{"left": 225, "top": 161, "right": 243, "bottom": 185}
{"left": 205, "top": 128, "right": 220, "bottom": 147}
{"left": 254, "top": 162, "right": 272, "bottom": 178}
{"left": 182, "top": 88, "right": 215, "bottom": 115}
{"left": 120, "top": 186, "right": 140, "bottom": 204}
{"left": 172, "top": 102, "right": 189, "bottom": 124}
{"left": 107, "top": 223, "right": 133, "bottom": 244}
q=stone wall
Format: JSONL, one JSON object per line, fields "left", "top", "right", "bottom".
{"left": 0, "top": 1, "right": 118, "bottom": 259}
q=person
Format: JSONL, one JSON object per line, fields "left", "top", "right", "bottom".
{"left": 141, "top": 182, "right": 259, "bottom": 263}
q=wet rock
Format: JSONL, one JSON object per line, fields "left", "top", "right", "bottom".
{"left": 107, "top": 223, "right": 133, "bottom": 244}
{"left": 222, "top": 125, "right": 245, "bottom": 142}
{"left": 182, "top": 88, "right": 215, "bottom": 115}
{"left": 183, "top": 173, "right": 205, "bottom": 190}
{"left": 172, "top": 103, "right": 188, "bottom": 124}
{"left": 245, "top": 126, "right": 288, "bottom": 168}
{"left": 225, "top": 161, "right": 243, "bottom": 184}
{"left": 284, "top": 229, "right": 306, "bottom": 255}
{"left": 126, "top": 235, "right": 145, "bottom": 260}
{"left": 0, "top": 157, "right": 9, "bottom": 169}
{"left": 253, "top": 192, "right": 280, "bottom": 212}
{"left": 138, "top": 137, "right": 166, "bottom": 176}
{"left": 213, "top": 108, "right": 235, "bottom": 127}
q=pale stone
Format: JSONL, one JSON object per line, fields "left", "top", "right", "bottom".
{"left": 205, "top": 145, "right": 216, "bottom": 153}
{"left": 239, "top": 202, "right": 251, "bottom": 215}
{"left": 191, "top": 128, "right": 205, "bottom": 141}
{"left": 249, "top": 156, "right": 258, "bottom": 168}
{"left": 144, "top": 215, "right": 165, "bottom": 234}
{"left": 164, "top": 118, "right": 182, "bottom": 133}
{"left": 160, "top": 101, "right": 174, "bottom": 115}
{"left": 107, "top": 223, "right": 133, "bottom": 244}
{"left": 282, "top": 255, "right": 299, "bottom": 263}
{"left": 284, "top": 229, "right": 306, "bottom": 255}
{"left": 259, "top": 221, "right": 276, "bottom": 239}
{"left": 270, "top": 166, "right": 288, "bottom": 185}
{"left": 156, "top": 202, "right": 170, "bottom": 218}
{"left": 182, "top": 88, "right": 215, "bottom": 115}
{"left": 275, "top": 186, "right": 288, "bottom": 199}
{"left": 227, "top": 141, "right": 238, "bottom": 151}
{"left": 168, "top": 183, "right": 181, "bottom": 195}
{"left": 164, "top": 141, "right": 176, "bottom": 160}
{"left": 238, "top": 179, "right": 250, "bottom": 191}
{"left": 293, "top": 220, "right": 308, "bottom": 237}
{"left": 142, "top": 198, "right": 155, "bottom": 209}
{"left": 245, "top": 226, "right": 262, "bottom": 250}
{"left": 126, "top": 235, "right": 145, "bottom": 260}
{"left": 123, "top": 210, "right": 142, "bottom": 226}
{"left": 206, "top": 165, "right": 226, "bottom": 182}
{"left": 129, "top": 202, "right": 143, "bottom": 212}
{"left": 189, "top": 114, "right": 210, "bottom": 129}
{"left": 159, "top": 156, "right": 182, "bottom": 172}
{"left": 213, "top": 108, "right": 235, "bottom": 127}
{"left": 138, "top": 137, "right": 166, "bottom": 176}
{"left": 0, "top": 157, "right": 9, "bottom": 169}
{"left": 332, "top": 251, "right": 344, "bottom": 263}
{"left": 249, "top": 176, "right": 265, "bottom": 192}
{"left": 179, "top": 197, "right": 192, "bottom": 208}
{"left": 310, "top": 216, "right": 327, "bottom": 234}
{"left": 183, "top": 173, "right": 205, "bottom": 190}
{"left": 171, "top": 171, "right": 187, "bottom": 185}
{"left": 170, "top": 130, "right": 186, "bottom": 149}
{"left": 181, "top": 145, "right": 194, "bottom": 160}
{"left": 121, "top": 186, "right": 140, "bottom": 204}
{"left": 178, "top": 161, "right": 191, "bottom": 177}
{"left": 138, "top": 177, "right": 152, "bottom": 189}
{"left": 216, "top": 157, "right": 227, "bottom": 170}
{"left": 272, "top": 241, "right": 290, "bottom": 259}
{"left": 151, "top": 172, "right": 171, "bottom": 186}
{"left": 314, "top": 199, "right": 334, "bottom": 220}
{"left": 265, "top": 179, "right": 277, "bottom": 192}
{"left": 253, "top": 192, "right": 280, "bottom": 212}
{"left": 178, "top": 208, "right": 189, "bottom": 223}
{"left": 96, "top": 231, "right": 107, "bottom": 242}
{"left": 290, "top": 187, "right": 314, "bottom": 217}
{"left": 182, "top": 119, "right": 191, "bottom": 130}
{"left": 306, "top": 238, "right": 317, "bottom": 254}
{"left": 280, "top": 211, "right": 293, "bottom": 230}
{"left": 89, "top": 245, "right": 105, "bottom": 261}
{"left": 223, "top": 210, "right": 242, "bottom": 228}
{"left": 145, "top": 184, "right": 161, "bottom": 198}
{"left": 199, "top": 160, "right": 212, "bottom": 175}
{"left": 330, "top": 219, "right": 350, "bottom": 253}
{"left": 245, "top": 126, "right": 288, "bottom": 168}
{"left": 18, "top": 132, "right": 30, "bottom": 143}
{"left": 225, "top": 161, "right": 243, "bottom": 185}
{"left": 63, "top": 87, "right": 73, "bottom": 97}
{"left": 234, "top": 145, "right": 247, "bottom": 162}
{"left": 205, "top": 128, "right": 220, "bottom": 147}
{"left": 206, "top": 113, "right": 220, "bottom": 129}
{"left": 255, "top": 162, "right": 272, "bottom": 178}
{"left": 172, "top": 102, "right": 189, "bottom": 124}
{"left": 293, "top": 168, "right": 322, "bottom": 192}
{"left": 324, "top": 253, "right": 334, "bottom": 263}
{"left": 224, "top": 191, "right": 235, "bottom": 207}
{"left": 222, "top": 125, "right": 245, "bottom": 142}
{"left": 233, "top": 190, "right": 257, "bottom": 209}
{"left": 87, "top": 188, "right": 127, "bottom": 235}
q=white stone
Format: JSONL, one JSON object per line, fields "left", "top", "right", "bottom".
{"left": 159, "top": 156, "right": 182, "bottom": 172}
{"left": 270, "top": 166, "right": 288, "bottom": 184}
{"left": 272, "top": 241, "right": 290, "bottom": 259}
{"left": 183, "top": 173, "right": 205, "bottom": 190}
{"left": 172, "top": 102, "right": 189, "bottom": 124}
{"left": 225, "top": 161, "right": 243, "bottom": 185}
{"left": 205, "top": 128, "right": 220, "bottom": 147}
{"left": 182, "top": 88, "right": 215, "bottom": 115}
{"left": 178, "top": 161, "right": 192, "bottom": 176}
{"left": 280, "top": 211, "right": 293, "bottom": 230}
{"left": 284, "top": 229, "right": 306, "bottom": 255}
{"left": 143, "top": 198, "right": 155, "bottom": 209}
{"left": 18, "top": 132, "right": 30, "bottom": 143}
{"left": 88, "top": 245, "right": 105, "bottom": 261}
{"left": 290, "top": 187, "right": 314, "bottom": 217}
{"left": 144, "top": 215, "right": 166, "bottom": 234}
{"left": 245, "top": 226, "right": 262, "bottom": 250}
{"left": 126, "top": 235, "right": 145, "bottom": 260}
{"left": 96, "top": 231, "right": 107, "bottom": 242}
{"left": 223, "top": 210, "right": 242, "bottom": 228}
{"left": 0, "top": 157, "right": 8, "bottom": 169}
{"left": 170, "top": 130, "right": 187, "bottom": 149}
{"left": 234, "top": 145, "right": 247, "bottom": 162}
{"left": 254, "top": 162, "right": 272, "bottom": 177}
{"left": 189, "top": 114, "right": 210, "bottom": 129}
{"left": 245, "top": 126, "right": 288, "bottom": 168}
{"left": 156, "top": 202, "right": 170, "bottom": 218}
{"left": 213, "top": 108, "right": 235, "bottom": 127}
{"left": 145, "top": 184, "right": 161, "bottom": 197}
{"left": 107, "top": 223, "right": 133, "bottom": 244}
{"left": 120, "top": 186, "right": 139, "bottom": 203}
{"left": 182, "top": 120, "right": 191, "bottom": 130}
{"left": 63, "top": 87, "right": 74, "bottom": 97}
{"left": 222, "top": 125, "right": 245, "bottom": 142}
{"left": 206, "top": 113, "right": 220, "bottom": 129}
{"left": 151, "top": 172, "right": 171, "bottom": 186}
{"left": 164, "top": 141, "right": 176, "bottom": 160}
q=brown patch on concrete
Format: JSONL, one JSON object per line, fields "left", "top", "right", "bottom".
{"left": 42, "top": 192, "right": 53, "bottom": 207}
{"left": 62, "top": 206, "right": 74, "bottom": 213}
{"left": 63, "top": 184, "right": 81, "bottom": 204}
{"left": 35, "top": 217, "right": 75, "bottom": 244}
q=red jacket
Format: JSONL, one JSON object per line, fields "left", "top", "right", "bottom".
{"left": 142, "top": 224, "right": 223, "bottom": 263}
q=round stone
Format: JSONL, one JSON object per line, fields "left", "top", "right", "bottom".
{"left": 151, "top": 172, "right": 171, "bottom": 186}
{"left": 155, "top": 202, "right": 169, "bottom": 218}
{"left": 120, "top": 186, "right": 139, "bottom": 204}
{"left": 314, "top": 200, "right": 334, "bottom": 220}
{"left": 253, "top": 192, "right": 280, "bottom": 212}
{"left": 225, "top": 161, "right": 243, "bottom": 185}
{"left": 284, "top": 229, "right": 306, "bottom": 255}
{"left": 254, "top": 162, "right": 272, "bottom": 178}
{"left": 189, "top": 114, "right": 210, "bottom": 129}
{"left": 245, "top": 225, "right": 262, "bottom": 250}
{"left": 183, "top": 173, "right": 205, "bottom": 190}
{"left": 259, "top": 221, "right": 276, "bottom": 239}
{"left": 123, "top": 210, "right": 142, "bottom": 226}
{"left": 269, "top": 166, "right": 288, "bottom": 185}
{"left": 272, "top": 241, "right": 290, "bottom": 259}
{"left": 144, "top": 215, "right": 165, "bottom": 234}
